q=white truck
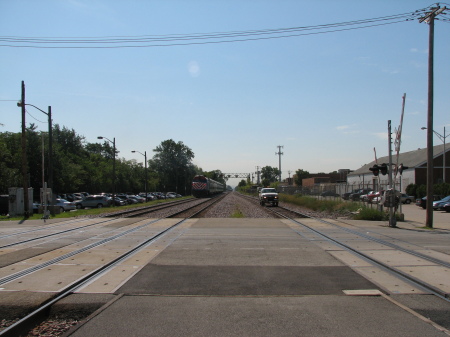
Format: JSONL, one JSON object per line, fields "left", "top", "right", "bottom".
{"left": 259, "top": 188, "right": 279, "bottom": 207}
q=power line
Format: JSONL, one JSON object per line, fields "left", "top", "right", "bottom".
{"left": 0, "top": 9, "right": 432, "bottom": 49}
{"left": 25, "top": 108, "right": 46, "bottom": 124}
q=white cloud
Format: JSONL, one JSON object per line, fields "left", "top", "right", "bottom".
{"left": 336, "top": 124, "right": 359, "bottom": 134}
{"left": 373, "top": 132, "right": 388, "bottom": 140}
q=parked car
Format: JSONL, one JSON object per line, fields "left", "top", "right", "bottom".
{"left": 321, "top": 190, "right": 339, "bottom": 197}
{"left": 75, "top": 195, "right": 111, "bottom": 209}
{"left": 55, "top": 198, "right": 76, "bottom": 212}
{"left": 433, "top": 195, "right": 450, "bottom": 210}
{"left": 366, "top": 190, "right": 384, "bottom": 203}
{"left": 359, "top": 191, "right": 373, "bottom": 202}
{"left": 417, "top": 195, "right": 443, "bottom": 209}
{"left": 128, "top": 196, "right": 143, "bottom": 204}
{"left": 442, "top": 201, "right": 450, "bottom": 212}
{"left": 400, "top": 194, "right": 415, "bottom": 204}
{"left": 152, "top": 192, "right": 166, "bottom": 200}
{"left": 115, "top": 195, "right": 132, "bottom": 204}
{"left": 139, "top": 193, "right": 155, "bottom": 201}
{"left": 111, "top": 197, "right": 126, "bottom": 206}
{"left": 72, "top": 193, "right": 85, "bottom": 201}
{"left": 349, "top": 189, "right": 372, "bottom": 201}
{"left": 134, "top": 195, "right": 146, "bottom": 203}
{"left": 166, "top": 192, "right": 177, "bottom": 198}
{"left": 342, "top": 190, "right": 358, "bottom": 200}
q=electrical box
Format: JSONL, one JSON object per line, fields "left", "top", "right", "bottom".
{"left": 8, "top": 187, "right": 33, "bottom": 216}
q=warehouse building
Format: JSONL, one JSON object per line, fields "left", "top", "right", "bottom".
{"left": 347, "top": 144, "right": 449, "bottom": 193}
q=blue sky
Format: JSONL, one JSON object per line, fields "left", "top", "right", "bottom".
{"left": 1, "top": 1, "right": 449, "bottom": 186}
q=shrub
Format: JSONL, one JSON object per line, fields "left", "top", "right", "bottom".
{"left": 352, "top": 208, "right": 387, "bottom": 221}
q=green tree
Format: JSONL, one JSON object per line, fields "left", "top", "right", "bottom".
{"left": 149, "top": 139, "right": 195, "bottom": 193}
{"left": 294, "top": 169, "right": 310, "bottom": 186}
{"left": 261, "top": 166, "right": 280, "bottom": 184}
{"left": 204, "top": 169, "right": 226, "bottom": 186}
{"left": 238, "top": 179, "right": 247, "bottom": 187}
{"left": 0, "top": 132, "right": 22, "bottom": 193}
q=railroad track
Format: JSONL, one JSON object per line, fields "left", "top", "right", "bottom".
{"left": 102, "top": 197, "right": 201, "bottom": 217}
{"left": 239, "top": 193, "right": 450, "bottom": 301}
{"left": 1, "top": 192, "right": 449, "bottom": 336}
{"left": 0, "top": 195, "right": 225, "bottom": 337}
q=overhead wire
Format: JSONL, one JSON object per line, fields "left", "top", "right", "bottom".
{"left": 0, "top": 6, "right": 441, "bottom": 49}
{"left": 25, "top": 109, "right": 46, "bottom": 124}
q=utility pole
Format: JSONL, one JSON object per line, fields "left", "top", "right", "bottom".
{"left": 388, "top": 120, "right": 396, "bottom": 228}
{"left": 21, "top": 81, "right": 29, "bottom": 217}
{"left": 418, "top": 5, "right": 447, "bottom": 228}
{"left": 255, "top": 166, "right": 261, "bottom": 185}
{"left": 47, "top": 106, "right": 53, "bottom": 200}
{"left": 275, "top": 145, "right": 283, "bottom": 182}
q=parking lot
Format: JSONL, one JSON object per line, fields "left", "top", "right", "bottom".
{"left": 393, "top": 203, "right": 449, "bottom": 230}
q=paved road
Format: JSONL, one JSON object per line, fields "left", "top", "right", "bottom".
{"left": 399, "top": 203, "right": 449, "bottom": 230}
{"left": 1, "top": 204, "right": 448, "bottom": 336}
{"left": 62, "top": 217, "right": 449, "bottom": 337}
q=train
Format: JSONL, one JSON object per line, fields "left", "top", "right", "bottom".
{"left": 192, "top": 175, "right": 225, "bottom": 198}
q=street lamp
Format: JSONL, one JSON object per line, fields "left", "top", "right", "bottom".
{"left": 98, "top": 136, "right": 116, "bottom": 206}
{"left": 17, "top": 94, "right": 54, "bottom": 215}
{"left": 421, "top": 126, "right": 448, "bottom": 183}
{"left": 131, "top": 150, "right": 148, "bottom": 201}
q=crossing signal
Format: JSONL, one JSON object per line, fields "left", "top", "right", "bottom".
{"left": 380, "top": 163, "right": 388, "bottom": 175}
{"left": 398, "top": 163, "right": 408, "bottom": 175}
{"left": 369, "top": 164, "right": 380, "bottom": 176}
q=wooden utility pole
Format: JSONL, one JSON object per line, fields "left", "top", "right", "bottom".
{"left": 419, "top": 5, "right": 447, "bottom": 228}
{"left": 21, "top": 81, "right": 29, "bottom": 217}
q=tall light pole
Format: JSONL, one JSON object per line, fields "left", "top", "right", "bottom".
{"left": 422, "top": 126, "right": 448, "bottom": 183}
{"left": 98, "top": 136, "right": 116, "bottom": 206}
{"left": 132, "top": 150, "right": 147, "bottom": 201}
{"left": 17, "top": 102, "right": 53, "bottom": 199}
{"left": 275, "top": 145, "right": 283, "bottom": 182}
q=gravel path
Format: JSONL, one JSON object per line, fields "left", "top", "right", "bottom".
{"left": 203, "top": 192, "right": 276, "bottom": 218}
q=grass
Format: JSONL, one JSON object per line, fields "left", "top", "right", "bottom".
{"left": 0, "top": 196, "right": 193, "bottom": 222}
{"left": 278, "top": 193, "right": 398, "bottom": 221}
{"left": 279, "top": 194, "right": 360, "bottom": 213}
{"left": 231, "top": 209, "right": 244, "bottom": 218}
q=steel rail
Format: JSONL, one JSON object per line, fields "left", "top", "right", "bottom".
{"left": 0, "top": 218, "right": 116, "bottom": 249}
{"left": 238, "top": 193, "right": 450, "bottom": 300}
{"left": 103, "top": 198, "right": 197, "bottom": 217}
{"left": 0, "top": 196, "right": 223, "bottom": 337}
{"left": 268, "top": 205, "right": 450, "bottom": 301}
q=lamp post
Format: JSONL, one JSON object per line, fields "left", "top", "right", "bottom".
{"left": 131, "top": 150, "right": 147, "bottom": 201}
{"left": 17, "top": 94, "right": 54, "bottom": 215}
{"left": 98, "top": 136, "right": 116, "bottom": 206}
{"left": 18, "top": 104, "right": 53, "bottom": 187}
{"left": 421, "top": 126, "right": 448, "bottom": 183}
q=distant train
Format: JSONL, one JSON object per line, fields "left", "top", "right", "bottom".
{"left": 192, "top": 175, "right": 225, "bottom": 198}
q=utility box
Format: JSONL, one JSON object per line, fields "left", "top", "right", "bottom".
{"left": 8, "top": 187, "right": 33, "bottom": 216}
{"left": 0, "top": 195, "right": 8, "bottom": 215}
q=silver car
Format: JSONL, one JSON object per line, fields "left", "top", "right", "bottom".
{"left": 75, "top": 195, "right": 111, "bottom": 209}
{"left": 55, "top": 198, "right": 76, "bottom": 212}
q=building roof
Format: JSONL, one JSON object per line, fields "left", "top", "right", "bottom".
{"left": 348, "top": 143, "right": 447, "bottom": 176}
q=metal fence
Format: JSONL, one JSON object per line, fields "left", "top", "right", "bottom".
{"left": 278, "top": 183, "right": 398, "bottom": 195}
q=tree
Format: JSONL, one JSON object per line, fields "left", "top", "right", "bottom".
{"left": 261, "top": 166, "right": 280, "bottom": 184}
{"left": 294, "top": 169, "right": 310, "bottom": 186}
{"left": 149, "top": 139, "right": 195, "bottom": 193}
{"left": 204, "top": 170, "right": 226, "bottom": 186}
{"left": 238, "top": 179, "right": 247, "bottom": 187}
